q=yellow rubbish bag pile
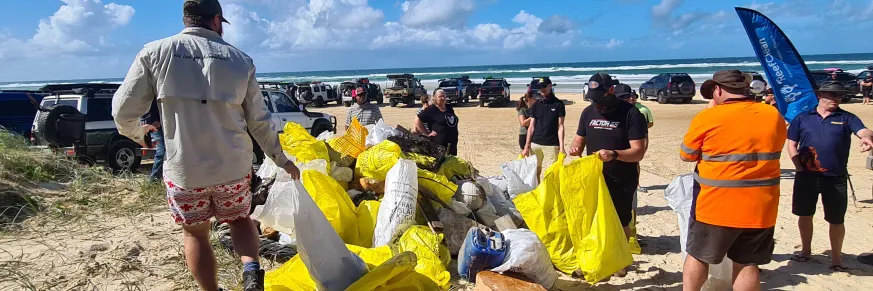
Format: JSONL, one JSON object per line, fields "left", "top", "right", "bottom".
{"left": 279, "top": 123, "right": 330, "bottom": 170}
{"left": 513, "top": 154, "right": 634, "bottom": 284}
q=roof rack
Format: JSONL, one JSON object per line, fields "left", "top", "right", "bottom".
{"left": 387, "top": 74, "right": 415, "bottom": 79}
{"left": 40, "top": 83, "right": 120, "bottom": 96}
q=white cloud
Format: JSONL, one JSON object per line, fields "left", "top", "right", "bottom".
{"left": 399, "top": 0, "right": 475, "bottom": 28}
{"left": 254, "top": 0, "right": 384, "bottom": 50}
{"left": 1, "top": 0, "right": 134, "bottom": 58}
{"left": 539, "top": 15, "right": 574, "bottom": 33}
{"left": 605, "top": 38, "right": 623, "bottom": 49}
{"left": 581, "top": 38, "right": 623, "bottom": 49}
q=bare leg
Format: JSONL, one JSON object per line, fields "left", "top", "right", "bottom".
{"left": 683, "top": 255, "right": 709, "bottom": 291}
{"left": 623, "top": 226, "right": 632, "bottom": 240}
{"left": 183, "top": 222, "right": 219, "bottom": 291}
{"left": 732, "top": 263, "right": 761, "bottom": 291}
{"left": 798, "top": 216, "right": 814, "bottom": 257}
{"left": 228, "top": 217, "right": 261, "bottom": 265}
{"left": 829, "top": 223, "right": 845, "bottom": 266}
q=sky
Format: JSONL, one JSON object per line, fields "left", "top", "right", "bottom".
{"left": 1, "top": 0, "right": 872, "bottom": 82}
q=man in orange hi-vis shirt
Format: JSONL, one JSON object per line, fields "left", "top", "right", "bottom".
{"left": 679, "top": 70, "right": 787, "bottom": 291}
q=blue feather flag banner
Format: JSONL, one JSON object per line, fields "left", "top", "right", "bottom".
{"left": 735, "top": 7, "right": 818, "bottom": 122}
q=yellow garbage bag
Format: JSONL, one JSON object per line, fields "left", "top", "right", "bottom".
{"left": 355, "top": 140, "right": 402, "bottom": 181}
{"left": 328, "top": 117, "right": 369, "bottom": 159}
{"left": 559, "top": 155, "right": 633, "bottom": 284}
{"left": 347, "top": 252, "right": 441, "bottom": 291}
{"left": 357, "top": 200, "right": 381, "bottom": 247}
{"left": 302, "top": 170, "right": 373, "bottom": 247}
{"left": 265, "top": 244, "right": 395, "bottom": 291}
{"left": 396, "top": 226, "right": 451, "bottom": 290}
{"left": 279, "top": 122, "right": 331, "bottom": 167}
{"left": 417, "top": 169, "right": 456, "bottom": 206}
{"left": 405, "top": 152, "right": 437, "bottom": 170}
{"left": 513, "top": 153, "right": 576, "bottom": 274}
{"left": 436, "top": 156, "right": 474, "bottom": 179}
{"left": 628, "top": 210, "right": 641, "bottom": 255}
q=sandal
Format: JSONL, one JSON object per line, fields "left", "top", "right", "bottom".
{"left": 829, "top": 265, "right": 850, "bottom": 273}
{"left": 790, "top": 254, "right": 812, "bottom": 263}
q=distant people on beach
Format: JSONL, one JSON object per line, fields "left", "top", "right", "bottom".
{"left": 570, "top": 78, "right": 649, "bottom": 268}
{"left": 142, "top": 100, "right": 164, "bottom": 182}
{"left": 416, "top": 89, "right": 460, "bottom": 155}
{"left": 787, "top": 81, "right": 873, "bottom": 272}
{"left": 680, "top": 70, "right": 786, "bottom": 291}
{"left": 112, "top": 1, "right": 300, "bottom": 289}
{"left": 619, "top": 88, "right": 652, "bottom": 198}
{"left": 522, "top": 77, "right": 565, "bottom": 178}
{"left": 345, "top": 85, "right": 382, "bottom": 129}
{"left": 516, "top": 92, "right": 535, "bottom": 149}
{"left": 861, "top": 75, "right": 872, "bottom": 105}
{"left": 413, "top": 94, "right": 431, "bottom": 134}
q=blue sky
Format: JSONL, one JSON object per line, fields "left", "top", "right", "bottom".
{"left": 1, "top": 0, "right": 872, "bottom": 82}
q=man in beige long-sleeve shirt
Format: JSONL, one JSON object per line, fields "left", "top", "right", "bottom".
{"left": 111, "top": 1, "right": 298, "bottom": 290}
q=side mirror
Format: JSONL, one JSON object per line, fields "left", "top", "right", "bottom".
{"left": 507, "top": 84, "right": 511, "bottom": 87}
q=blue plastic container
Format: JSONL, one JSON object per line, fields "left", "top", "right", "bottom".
{"left": 457, "top": 226, "right": 508, "bottom": 282}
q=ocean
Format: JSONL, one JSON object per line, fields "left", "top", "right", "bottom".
{"left": 2, "top": 53, "right": 871, "bottom": 93}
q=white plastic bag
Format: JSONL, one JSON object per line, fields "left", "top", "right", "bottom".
{"left": 475, "top": 177, "right": 523, "bottom": 226}
{"left": 316, "top": 130, "right": 336, "bottom": 141}
{"left": 256, "top": 153, "right": 295, "bottom": 179}
{"left": 291, "top": 178, "right": 368, "bottom": 290}
{"left": 458, "top": 180, "right": 485, "bottom": 210}
{"left": 491, "top": 229, "right": 557, "bottom": 289}
{"left": 665, "top": 173, "right": 733, "bottom": 291}
{"left": 250, "top": 171, "right": 298, "bottom": 235}
{"left": 298, "top": 159, "right": 328, "bottom": 175}
{"left": 365, "top": 119, "right": 399, "bottom": 147}
{"left": 473, "top": 199, "right": 500, "bottom": 229}
{"left": 501, "top": 155, "right": 538, "bottom": 198}
{"left": 373, "top": 159, "right": 419, "bottom": 247}
{"left": 331, "top": 166, "right": 353, "bottom": 183}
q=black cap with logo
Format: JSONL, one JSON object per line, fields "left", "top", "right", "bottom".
{"left": 700, "top": 70, "right": 748, "bottom": 99}
{"left": 614, "top": 84, "right": 634, "bottom": 99}
{"left": 184, "top": 0, "right": 230, "bottom": 24}
{"left": 585, "top": 72, "right": 619, "bottom": 101}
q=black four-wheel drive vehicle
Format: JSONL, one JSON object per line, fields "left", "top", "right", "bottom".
{"left": 435, "top": 78, "right": 468, "bottom": 104}
{"left": 477, "top": 77, "right": 511, "bottom": 107}
{"left": 639, "top": 73, "right": 696, "bottom": 104}
{"left": 810, "top": 69, "right": 859, "bottom": 102}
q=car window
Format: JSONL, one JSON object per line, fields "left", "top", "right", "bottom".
{"left": 86, "top": 98, "right": 114, "bottom": 121}
{"left": 483, "top": 80, "right": 503, "bottom": 87}
{"left": 313, "top": 85, "right": 320, "bottom": 93}
{"left": 260, "top": 91, "right": 275, "bottom": 113}
{"left": 670, "top": 75, "right": 693, "bottom": 83}
{"left": 42, "top": 99, "right": 78, "bottom": 108}
{"left": 835, "top": 73, "right": 856, "bottom": 81}
{"left": 438, "top": 80, "right": 457, "bottom": 87}
{"left": 858, "top": 71, "right": 869, "bottom": 79}
{"left": 269, "top": 92, "right": 300, "bottom": 113}
{"left": 0, "top": 100, "right": 38, "bottom": 118}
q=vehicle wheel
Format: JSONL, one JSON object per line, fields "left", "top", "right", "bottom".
{"left": 106, "top": 139, "right": 141, "bottom": 172}
{"left": 310, "top": 120, "right": 333, "bottom": 137}
{"left": 336, "top": 97, "right": 342, "bottom": 105}
{"left": 464, "top": 97, "right": 469, "bottom": 103}
{"left": 315, "top": 97, "right": 325, "bottom": 107}
{"left": 658, "top": 92, "right": 668, "bottom": 104}
{"left": 479, "top": 100, "right": 486, "bottom": 107}
{"left": 682, "top": 98, "right": 692, "bottom": 104}
{"left": 36, "top": 104, "right": 84, "bottom": 147}
{"left": 389, "top": 99, "right": 398, "bottom": 107}
{"left": 377, "top": 96, "right": 384, "bottom": 104}
{"left": 638, "top": 89, "right": 646, "bottom": 100}
{"left": 406, "top": 96, "right": 415, "bottom": 107}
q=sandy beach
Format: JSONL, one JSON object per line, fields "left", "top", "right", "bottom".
{"left": 2, "top": 92, "right": 872, "bottom": 290}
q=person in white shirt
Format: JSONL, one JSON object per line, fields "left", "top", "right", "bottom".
{"left": 111, "top": 1, "right": 298, "bottom": 290}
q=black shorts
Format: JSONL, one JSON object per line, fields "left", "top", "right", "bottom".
{"left": 603, "top": 170, "right": 638, "bottom": 227}
{"left": 792, "top": 172, "right": 848, "bottom": 224}
{"left": 519, "top": 135, "right": 526, "bottom": 150}
{"left": 686, "top": 219, "right": 775, "bottom": 265}
{"left": 863, "top": 88, "right": 871, "bottom": 98}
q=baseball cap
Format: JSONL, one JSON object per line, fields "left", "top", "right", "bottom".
{"left": 535, "top": 77, "right": 553, "bottom": 87}
{"left": 184, "top": 0, "right": 230, "bottom": 24}
{"left": 584, "top": 72, "right": 618, "bottom": 101}
{"left": 614, "top": 84, "right": 633, "bottom": 99}
{"left": 700, "top": 70, "right": 748, "bottom": 99}
{"left": 817, "top": 81, "right": 849, "bottom": 94}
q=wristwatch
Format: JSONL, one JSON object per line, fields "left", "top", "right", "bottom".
{"left": 610, "top": 150, "right": 619, "bottom": 161}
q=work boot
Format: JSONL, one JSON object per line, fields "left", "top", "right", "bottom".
{"left": 243, "top": 269, "right": 265, "bottom": 291}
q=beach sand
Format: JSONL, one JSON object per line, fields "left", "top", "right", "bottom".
{"left": 2, "top": 93, "right": 872, "bottom": 290}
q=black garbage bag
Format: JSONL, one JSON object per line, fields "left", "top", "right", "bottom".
{"left": 389, "top": 126, "right": 447, "bottom": 171}
{"left": 214, "top": 222, "right": 297, "bottom": 263}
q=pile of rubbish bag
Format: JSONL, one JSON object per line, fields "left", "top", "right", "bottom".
{"left": 241, "top": 118, "right": 642, "bottom": 290}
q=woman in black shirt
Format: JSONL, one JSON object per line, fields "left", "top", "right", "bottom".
{"left": 415, "top": 89, "right": 460, "bottom": 155}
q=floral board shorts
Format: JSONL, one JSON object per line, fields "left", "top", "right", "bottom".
{"left": 165, "top": 173, "right": 252, "bottom": 226}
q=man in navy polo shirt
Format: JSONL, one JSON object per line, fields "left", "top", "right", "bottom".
{"left": 788, "top": 81, "right": 873, "bottom": 272}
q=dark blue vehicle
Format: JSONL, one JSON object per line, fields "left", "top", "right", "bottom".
{"left": 0, "top": 91, "right": 44, "bottom": 137}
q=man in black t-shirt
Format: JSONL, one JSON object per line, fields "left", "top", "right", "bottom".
{"left": 569, "top": 74, "right": 649, "bottom": 239}
{"left": 522, "top": 77, "right": 566, "bottom": 178}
